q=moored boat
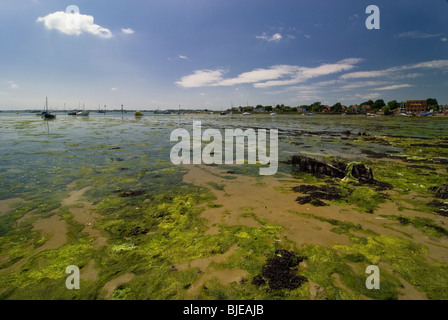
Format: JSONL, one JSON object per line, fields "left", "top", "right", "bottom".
{"left": 42, "top": 97, "right": 56, "bottom": 120}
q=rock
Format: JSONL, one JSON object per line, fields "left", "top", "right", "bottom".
{"left": 251, "top": 274, "right": 266, "bottom": 287}
{"left": 252, "top": 250, "right": 307, "bottom": 291}
{"left": 427, "top": 199, "right": 448, "bottom": 217}
{"left": 129, "top": 226, "right": 148, "bottom": 235}
{"left": 397, "top": 217, "right": 411, "bottom": 225}
{"left": 435, "top": 183, "right": 448, "bottom": 199}
{"left": 287, "top": 156, "right": 392, "bottom": 190}
{"left": 288, "top": 156, "right": 346, "bottom": 179}
{"left": 295, "top": 196, "right": 328, "bottom": 207}
{"left": 120, "top": 189, "right": 146, "bottom": 197}
{"left": 346, "top": 162, "right": 374, "bottom": 183}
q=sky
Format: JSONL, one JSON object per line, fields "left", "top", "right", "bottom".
{"left": 0, "top": 0, "right": 447, "bottom": 110}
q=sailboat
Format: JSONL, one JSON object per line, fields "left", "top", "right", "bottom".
{"left": 76, "top": 104, "right": 89, "bottom": 116}
{"left": 42, "top": 97, "right": 56, "bottom": 120}
{"left": 76, "top": 110, "right": 89, "bottom": 116}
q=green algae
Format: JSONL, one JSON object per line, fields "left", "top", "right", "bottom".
{"left": 288, "top": 210, "right": 376, "bottom": 237}
{"left": 0, "top": 237, "right": 97, "bottom": 299}
{"left": 374, "top": 162, "right": 447, "bottom": 195}
{"left": 207, "top": 181, "right": 225, "bottom": 191}
{"left": 300, "top": 245, "right": 401, "bottom": 300}
{"left": 381, "top": 214, "right": 448, "bottom": 237}
{"left": 335, "top": 235, "right": 448, "bottom": 299}
{"left": 2, "top": 116, "right": 448, "bottom": 300}
{"left": 346, "top": 187, "right": 385, "bottom": 213}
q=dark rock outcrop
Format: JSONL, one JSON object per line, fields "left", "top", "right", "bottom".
{"left": 286, "top": 156, "right": 392, "bottom": 190}
{"left": 252, "top": 250, "right": 307, "bottom": 291}
{"left": 435, "top": 183, "right": 448, "bottom": 199}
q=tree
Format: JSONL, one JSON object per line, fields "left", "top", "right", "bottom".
{"left": 381, "top": 105, "right": 391, "bottom": 115}
{"left": 372, "top": 99, "right": 385, "bottom": 111}
{"left": 311, "top": 104, "right": 322, "bottom": 113}
{"left": 360, "top": 100, "right": 373, "bottom": 107}
{"left": 310, "top": 102, "right": 321, "bottom": 112}
{"left": 255, "top": 104, "right": 264, "bottom": 109}
{"left": 264, "top": 106, "right": 273, "bottom": 112}
{"left": 387, "top": 100, "right": 398, "bottom": 110}
{"left": 332, "top": 102, "right": 342, "bottom": 113}
{"left": 427, "top": 98, "right": 439, "bottom": 109}
{"left": 286, "top": 106, "right": 297, "bottom": 112}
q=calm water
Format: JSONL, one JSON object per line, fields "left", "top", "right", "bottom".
{"left": 1, "top": 111, "right": 448, "bottom": 201}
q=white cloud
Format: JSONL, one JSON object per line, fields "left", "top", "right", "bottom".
{"left": 256, "top": 32, "right": 283, "bottom": 42}
{"left": 441, "top": 38, "right": 447, "bottom": 42}
{"left": 339, "top": 81, "right": 388, "bottom": 90}
{"left": 396, "top": 31, "right": 444, "bottom": 39}
{"left": 375, "top": 84, "right": 413, "bottom": 90}
{"left": 37, "top": 11, "right": 113, "bottom": 38}
{"left": 218, "top": 65, "right": 298, "bottom": 86}
{"left": 341, "top": 59, "right": 448, "bottom": 80}
{"left": 254, "top": 58, "right": 362, "bottom": 88}
{"left": 176, "top": 59, "right": 363, "bottom": 89}
{"left": 6, "top": 81, "right": 18, "bottom": 89}
{"left": 175, "top": 69, "right": 225, "bottom": 88}
{"left": 355, "top": 93, "right": 381, "bottom": 100}
{"left": 111, "top": 88, "right": 119, "bottom": 91}
{"left": 340, "top": 70, "right": 389, "bottom": 80}
{"left": 121, "top": 28, "right": 135, "bottom": 34}
{"left": 178, "top": 55, "right": 189, "bottom": 60}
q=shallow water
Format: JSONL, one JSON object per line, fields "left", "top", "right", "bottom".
{"left": 1, "top": 112, "right": 447, "bottom": 202}
{"left": 1, "top": 112, "right": 448, "bottom": 300}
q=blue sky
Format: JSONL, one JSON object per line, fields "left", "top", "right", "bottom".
{"left": 1, "top": 0, "right": 447, "bottom": 110}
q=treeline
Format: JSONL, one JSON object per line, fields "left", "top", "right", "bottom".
{"left": 248, "top": 98, "right": 440, "bottom": 114}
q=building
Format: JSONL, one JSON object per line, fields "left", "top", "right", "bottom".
{"left": 361, "top": 105, "right": 371, "bottom": 114}
{"left": 322, "top": 105, "right": 331, "bottom": 112}
{"left": 406, "top": 100, "right": 427, "bottom": 114}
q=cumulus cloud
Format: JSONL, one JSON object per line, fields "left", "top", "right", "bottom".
{"left": 37, "top": 11, "right": 113, "bottom": 38}
{"left": 256, "top": 32, "right": 283, "bottom": 42}
{"left": 178, "top": 55, "right": 189, "bottom": 60}
{"left": 121, "top": 28, "right": 135, "bottom": 34}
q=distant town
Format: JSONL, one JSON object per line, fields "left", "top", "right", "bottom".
{"left": 2, "top": 98, "right": 447, "bottom": 116}
{"left": 221, "top": 98, "right": 447, "bottom": 116}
